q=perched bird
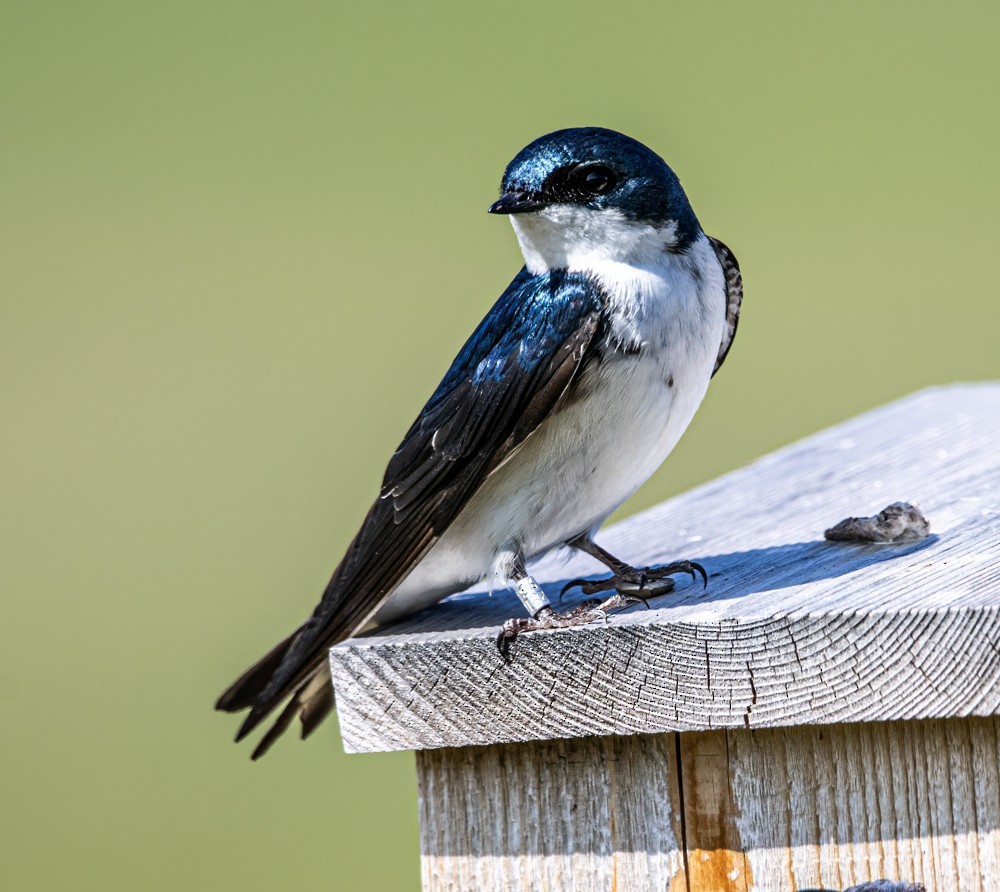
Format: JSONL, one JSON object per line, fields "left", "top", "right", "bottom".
{"left": 216, "top": 127, "right": 742, "bottom": 758}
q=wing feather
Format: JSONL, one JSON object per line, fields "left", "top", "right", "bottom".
{"left": 708, "top": 235, "right": 743, "bottom": 375}
{"left": 226, "top": 269, "right": 604, "bottom": 749}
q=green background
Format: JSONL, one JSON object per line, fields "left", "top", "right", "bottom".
{"left": 2, "top": 2, "right": 998, "bottom": 889}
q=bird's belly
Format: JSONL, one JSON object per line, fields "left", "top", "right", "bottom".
{"left": 375, "top": 351, "right": 713, "bottom": 624}
{"left": 376, "top": 238, "right": 728, "bottom": 626}
{"left": 495, "top": 350, "right": 710, "bottom": 554}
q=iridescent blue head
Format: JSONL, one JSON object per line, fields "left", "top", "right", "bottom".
{"left": 489, "top": 128, "right": 700, "bottom": 250}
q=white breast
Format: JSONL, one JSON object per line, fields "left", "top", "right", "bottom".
{"left": 375, "top": 211, "right": 727, "bottom": 624}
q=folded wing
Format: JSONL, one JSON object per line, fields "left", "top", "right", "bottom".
{"left": 217, "top": 268, "right": 605, "bottom": 756}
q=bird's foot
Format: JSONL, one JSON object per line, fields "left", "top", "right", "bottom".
{"left": 496, "top": 560, "right": 708, "bottom": 661}
{"left": 559, "top": 559, "right": 707, "bottom": 600}
{"left": 496, "top": 592, "right": 651, "bottom": 663}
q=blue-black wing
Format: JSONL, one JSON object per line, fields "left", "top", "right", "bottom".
{"left": 218, "top": 268, "right": 604, "bottom": 755}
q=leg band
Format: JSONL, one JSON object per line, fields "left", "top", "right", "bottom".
{"left": 514, "top": 575, "right": 551, "bottom": 617}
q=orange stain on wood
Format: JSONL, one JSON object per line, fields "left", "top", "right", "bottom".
{"left": 678, "top": 731, "right": 752, "bottom": 891}
{"left": 687, "top": 847, "right": 752, "bottom": 891}
{"left": 668, "top": 851, "right": 754, "bottom": 892}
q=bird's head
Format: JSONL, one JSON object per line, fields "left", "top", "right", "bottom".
{"left": 490, "top": 127, "right": 700, "bottom": 274}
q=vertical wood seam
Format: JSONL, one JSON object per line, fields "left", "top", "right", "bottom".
{"left": 674, "top": 733, "right": 692, "bottom": 892}
{"left": 723, "top": 729, "right": 751, "bottom": 892}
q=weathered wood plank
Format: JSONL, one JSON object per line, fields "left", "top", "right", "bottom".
{"left": 726, "top": 716, "right": 1000, "bottom": 892}
{"left": 331, "top": 384, "right": 1000, "bottom": 753}
{"left": 676, "top": 731, "right": 750, "bottom": 891}
{"left": 417, "top": 733, "right": 686, "bottom": 891}
{"left": 417, "top": 717, "right": 999, "bottom": 892}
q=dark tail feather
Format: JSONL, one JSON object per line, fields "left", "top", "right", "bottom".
{"left": 215, "top": 627, "right": 301, "bottom": 713}
{"left": 250, "top": 696, "right": 300, "bottom": 760}
{"left": 249, "top": 666, "right": 335, "bottom": 760}
{"left": 217, "top": 579, "right": 348, "bottom": 756}
{"left": 301, "top": 681, "right": 335, "bottom": 738}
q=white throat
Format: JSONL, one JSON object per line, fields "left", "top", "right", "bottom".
{"left": 510, "top": 204, "right": 679, "bottom": 275}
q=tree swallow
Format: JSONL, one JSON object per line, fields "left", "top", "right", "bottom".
{"left": 217, "top": 127, "right": 743, "bottom": 758}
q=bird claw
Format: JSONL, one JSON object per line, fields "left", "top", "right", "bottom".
{"left": 559, "top": 559, "right": 707, "bottom": 600}
{"left": 497, "top": 590, "right": 660, "bottom": 661}
{"left": 559, "top": 576, "right": 611, "bottom": 599}
{"left": 497, "top": 605, "right": 599, "bottom": 661}
{"left": 599, "top": 592, "right": 652, "bottom": 611}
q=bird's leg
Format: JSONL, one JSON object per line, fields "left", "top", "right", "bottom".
{"left": 560, "top": 534, "right": 707, "bottom": 603}
{"left": 496, "top": 540, "right": 710, "bottom": 661}
{"left": 496, "top": 555, "right": 651, "bottom": 662}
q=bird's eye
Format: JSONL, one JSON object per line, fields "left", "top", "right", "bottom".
{"left": 572, "top": 164, "right": 617, "bottom": 196}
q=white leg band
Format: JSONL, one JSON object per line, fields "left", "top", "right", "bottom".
{"left": 514, "top": 576, "right": 551, "bottom": 617}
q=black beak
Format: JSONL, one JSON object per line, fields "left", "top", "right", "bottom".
{"left": 488, "top": 191, "right": 546, "bottom": 215}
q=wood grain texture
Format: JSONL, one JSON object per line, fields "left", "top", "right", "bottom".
{"left": 726, "top": 716, "right": 1000, "bottom": 892}
{"left": 330, "top": 384, "right": 1000, "bottom": 753}
{"left": 417, "top": 717, "right": 999, "bottom": 892}
{"left": 417, "top": 732, "right": 686, "bottom": 892}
